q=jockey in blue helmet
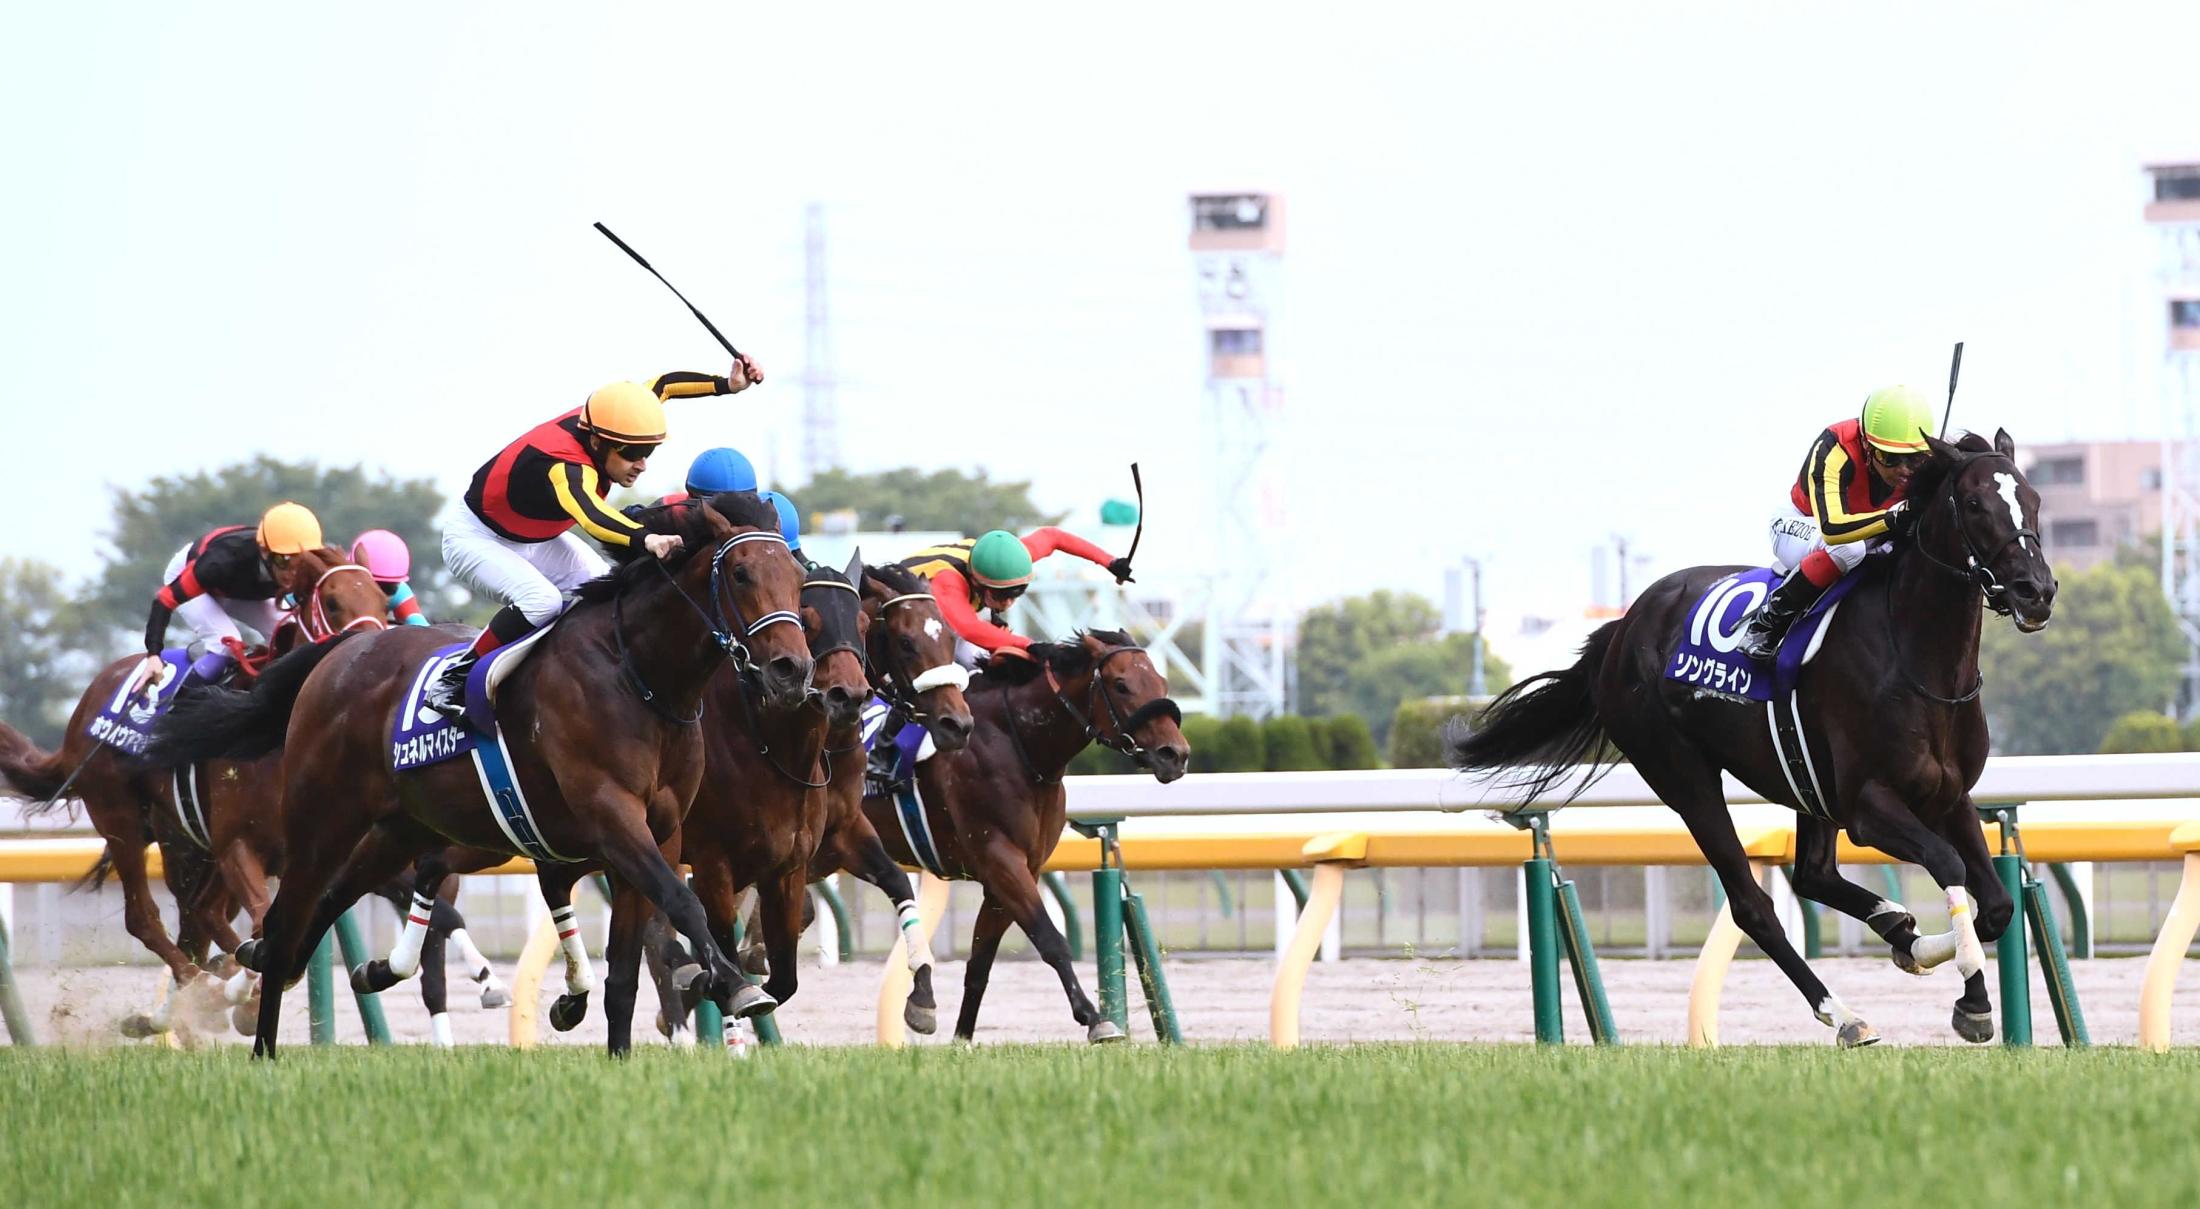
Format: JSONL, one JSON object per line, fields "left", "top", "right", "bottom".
{"left": 759, "top": 490, "right": 802, "bottom": 552}
{"left": 682, "top": 446, "right": 758, "bottom": 499}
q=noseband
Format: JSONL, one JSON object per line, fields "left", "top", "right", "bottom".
{"left": 872, "top": 591, "right": 971, "bottom": 724}
{"left": 300, "top": 563, "right": 387, "bottom": 641}
{"left": 619, "top": 530, "right": 805, "bottom": 722}
{"left": 1003, "top": 645, "right": 1183, "bottom": 783}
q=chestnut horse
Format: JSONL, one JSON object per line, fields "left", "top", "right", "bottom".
{"left": 864, "top": 630, "right": 1187, "bottom": 1043}
{"left": 147, "top": 495, "right": 811, "bottom": 1057}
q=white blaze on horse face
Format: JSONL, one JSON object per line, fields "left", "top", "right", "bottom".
{"left": 1993, "top": 472, "right": 2029, "bottom": 549}
{"left": 923, "top": 617, "right": 943, "bottom": 641}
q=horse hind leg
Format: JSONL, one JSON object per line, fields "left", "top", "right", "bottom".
{"left": 537, "top": 867, "right": 596, "bottom": 1034}
{"left": 841, "top": 831, "right": 937, "bottom": 1034}
{"left": 1789, "top": 817, "right": 1930, "bottom": 973}
{"left": 430, "top": 874, "right": 510, "bottom": 1009}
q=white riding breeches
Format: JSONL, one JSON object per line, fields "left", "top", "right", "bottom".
{"left": 441, "top": 508, "right": 610, "bottom": 626}
{"left": 1768, "top": 505, "right": 1875, "bottom": 577}
{"left": 160, "top": 546, "right": 285, "bottom": 649}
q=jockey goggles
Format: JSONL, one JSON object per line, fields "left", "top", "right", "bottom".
{"left": 612, "top": 442, "right": 662, "bottom": 461}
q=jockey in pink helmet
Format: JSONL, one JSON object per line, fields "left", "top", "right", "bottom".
{"left": 350, "top": 530, "right": 432, "bottom": 626}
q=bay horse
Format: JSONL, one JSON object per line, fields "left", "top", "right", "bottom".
{"left": 864, "top": 630, "right": 1187, "bottom": 1043}
{"left": 147, "top": 494, "right": 812, "bottom": 1057}
{"left": 0, "top": 545, "right": 391, "bottom": 1033}
{"left": 1450, "top": 430, "right": 2055, "bottom": 1046}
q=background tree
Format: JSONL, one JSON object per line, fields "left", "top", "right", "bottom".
{"left": 1389, "top": 697, "right": 1473, "bottom": 768}
{"left": 2099, "top": 710, "right": 2182, "bottom": 754}
{"left": 1315, "top": 715, "right": 1383, "bottom": 770}
{"left": 1296, "top": 591, "right": 1509, "bottom": 749}
{"left": 789, "top": 467, "right": 1063, "bottom": 533}
{"left": 89, "top": 456, "right": 454, "bottom": 634}
{"left": 1261, "top": 715, "right": 1323, "bottom": 771}
{"left": 0, "top": 559, "right": 111, "bottom": 748}
{"left": 1979, "top": 558, "right": 2183, "bottom": 754}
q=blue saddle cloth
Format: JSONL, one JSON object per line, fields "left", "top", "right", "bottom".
{"left": 1664, "top": 569, "right": 1859, "bottom": 702}
{"left": 389, "top": 640, "right": 568, "bottom": 863}
{"left": 86, "top": 650, "right": 192, "bottom": 756}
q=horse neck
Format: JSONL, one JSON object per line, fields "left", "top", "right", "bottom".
{"left": 1887, "top": 497, "right": 1984, "bottom": 693}
{"left": 996, "top": 665, "right": 1097, "bottom": 777}
{"left": 602, "top": 563, "right": 726, "bottom": 717}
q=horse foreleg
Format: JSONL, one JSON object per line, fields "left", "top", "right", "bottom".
{"left": 431, "top": 873, "right": 509, "bottom": 1008}
{"left": 249, "top": 816, "right": 426, "bottom": 1058}
{"left": 601, "top": 879, "right": 651, "bottom": 1058}
{"left": 980, "top": 846, "right": 1120, "bottom": 1044}
{"left": 1789, "top": 816, "right": 1928, "bottom": 969}
{"left": 538, "top": 864, "right": 596, "bottom": 1033}
{"left": 757, "top": 869, "right": 809, "bottom": 1009}
{"left": 591, "top": 811, "right": 771, "bottom": 1032}
{"left": 838, "top": 828, "right": 936, "bottom": 1018}
{"left": 955, "top": 892, "right": 1012, "bottom": 1042}
{"left": 1847, "top": 784, "right": 1996, "bottom": 1043}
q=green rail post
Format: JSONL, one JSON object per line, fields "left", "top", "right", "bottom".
{"left": 2024, "top": 877, "right": 2089, "bottom": 1047}
{"left": 331, "top": 907, "right": 393, "bottom": 1045}
{"left": 1555, "top": 876, "right": 1618, "bottom": 1044}
{"left": 308, "top": 928, "right": 337, "bottom": 1045}
{"left": 1992, "top": 825, "right": 2032, "bottom": 1047}
{"left": 752, "top": 1008, "right": 784, "bottom": 1046}
{"left": 1206, "top": 870, "right": 1235, "bottom": 920}
{"left": 1043, "top": 871, "right": 1084, "bottom": 961}
{"left": 695, "top": 996, "right": 725, "bottom": 1046}
{"left": 1879, "top": 866, "right": 1904, "bottom": 905}
{"left": 1525, "top": 855, "right": 1561, "bottom": 1043}
{"left": 0, "top": 916, "right": 34, "bottom": 1046}
{"left": 2047, "top": 863, "right": 2092, "bottom": 959}
{"left": 1078, "top": 818, "right": 1130, "bottom": 1034}
{"left": 814, "top": 878, "right": 854, "bottom": 963}
{"left": 1122, "top": 888, "right": 1182, "bottom": 1043}
{"left": 1279, "top": 867, "right": 1311, "bottom": 912}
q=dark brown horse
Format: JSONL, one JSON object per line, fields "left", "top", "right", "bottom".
{"left": 1451, "top": 431, "right": 2055, "bottom": 1046}
{"left": 147, "top": 495, "right": 812, "bottom": 1057}
{"left": 864, "top": 630, "right": 1187, "bottom": 1043}
{"left": 0, "top": 545, "right": 388, "bottom": 1033}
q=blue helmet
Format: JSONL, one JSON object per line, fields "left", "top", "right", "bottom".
{"left": 684, "top": 447, "right": 757, "bottom": 496}
{"left": 759, "top": 490, "right": 802, "bottom": 551}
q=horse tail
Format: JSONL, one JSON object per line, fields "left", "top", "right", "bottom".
{"left": 0, "top": 720, "right": 72, "bottom": 811}
{"left": 1446, "top": 620, "right": 1620, "bottom": 807}
{"left": 143, "top": 632, "right": 361, "bottom": 766}
{"left": 77, "top": 846, "right": 118, "bottom": 893}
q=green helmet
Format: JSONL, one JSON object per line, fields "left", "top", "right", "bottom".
{"left": 1859, "top": 385, "right": 1934, "bottom": 455}
{"left": 969, "top": 530, "right": 1034, "bottom": 589}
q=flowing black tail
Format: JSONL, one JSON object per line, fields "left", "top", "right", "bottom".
{"left": 142, "top": 633, "right": 362, "bottom": 766}
{"left": 1446, "top": 621, "right": 1620, "bottom": 807}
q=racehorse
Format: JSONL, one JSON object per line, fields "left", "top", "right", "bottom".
{"left": 863, "top": 629, "right": 1187, "bottom": 1043}
{"left": 1450, "top": 430, "right": 2056, "bottom": 1046}
{"left": 146, "top": 494, "right": 812, "bottom": 1057}
{"left": 0, "top": 545, "right": 392, "bottom": 1033}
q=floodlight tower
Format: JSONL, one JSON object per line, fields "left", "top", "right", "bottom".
{"left": 2147, "top": 162, "right": 2200, "bottom": 711}
{"left": 801, "top": 201, "right": 841, "bottom": 483}
{"left": 1190, "top": 192, "right": 1289, "bottom": 719}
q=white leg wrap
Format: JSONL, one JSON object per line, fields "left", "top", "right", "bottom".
{"left": 429, "top": 1012, "right": 454, "bottom": 1049}
{"left": 224, "top": 969, "right": 255, "bottom": 1005}
{"left": 388, "top": 891, "right": 435, "bottom": 980}
{"left": 898, "top": 902, "right": 933, "bottom": 973}
{"left": 1946, "top": 886, "right": 1987, "bottom": 978}
{"left": 553, "top": 905, "right": 595, "bottom": 995}
{"left": 1911, "top": 931, "right": 1958, "bottom": 969}
{"left": 1814, "top": 994, "right": 1862, "bottom": 1030}
{"left": 451, "top": 928, "right": 503, "bottom": 988}
{"left": 149, "top": 977, "right": 181, "bottom": 1032}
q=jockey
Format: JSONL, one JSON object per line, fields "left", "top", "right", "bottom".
{"left": 654, "top": 446, "right": 759, "bottom": 508}
{"left": 424, "top": 359, "right": 762, "bottom": 719}
{"left": 350, "top": 530, "right": 432, "bottom": 626}
{"left": 1735, "top": 385, "right": 1933, "bottom": 661}
{"left": 758, "top": 490, "right": 802, "bottom": 554}
{"left": 131, "top": 502, "right": 323, "bottom": 698}
{"left": 895, "top": 528, "right": 1133, "bottom": 664}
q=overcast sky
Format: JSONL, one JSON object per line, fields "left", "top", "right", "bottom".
{"left": 6, "top": 2, "right": 2196, "bottom": 641}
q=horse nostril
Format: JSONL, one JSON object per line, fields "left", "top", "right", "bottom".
{"left": 934, "top": 714, "right": 971, "bottom": 743}
{"left": 769, "top": 655, "right": 809, "bottom": 685}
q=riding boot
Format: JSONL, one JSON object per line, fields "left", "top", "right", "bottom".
{"left": 865, "top": 714, "right": 907, "bottom": 796}
{"left": 422, "top": 651, "right": 477, "bottom": 721}
{"left": 1735, "top": 570, "right": 1828, "bottom": 663}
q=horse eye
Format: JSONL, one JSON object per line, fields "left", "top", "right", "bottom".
{"left": 733, "top": 564, "right": 754, "bottom": 585}
{"left": 1113, "top": 678, "right": 1131, "bottom": 694}
{"left": 1966, "top": 497, "right": 1982, "bottom": 511}
{"left": 900, "top": 636, "right": 919, "bottom": 654}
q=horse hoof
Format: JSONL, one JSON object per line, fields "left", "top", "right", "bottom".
{"left": 479, "top": 986, "right": 511, "bottom": 1010}
{"left": 1952, "top": 1009, "right": 1995, "bottom": 1045}
{"left": 235, "top": 939, "right": 265, "bottom": 973}
{"left": 1836, "top": 1020, "right": 1881, "bottom": 1049}
{"left": 740, "top": 947, "right": 772, "bottom": 978}
{"left": 206, "top": 953, "right": 240, "bottom": 978}
{"left": 118, "top": 1013, "right": 164, "bottom": 1039}
{"left": 1890, "top": 948, "right": 1929, "bottom": 977}
{"left": 905, "top": 1002, "right": 938, "bottom": 1035}
{"left": 549, "top": 993, "right": 589, "bottom": 1032}
{"left": 232, "top": 1004, "right": 259, "bottom": 1037}
{"left": 725, "top": 983, "right": 777, "bottom": 1020}
{"left": 1087, "top": 1020, "right": 1126, "bottom": 1045}
{"left": 670, "top": 962, "right": 706, "bottom": 992}
{"left": 349, "top": 961, "right": 395, "bottom": 995}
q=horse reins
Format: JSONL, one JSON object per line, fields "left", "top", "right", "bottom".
{"left": 1002, "top": 645, "right": 1183, "bottom": 785}
{"left": 1887, "top": 451, "right": 2038, "bottom": 706}
{"left": 871, "top": 590, "right": 970, "bottom": 725}
{"left": 300, "top": 562, "right": 388, "bottom": 642}
{"left": 731, "top": 571, "right": 866, "bottom": 789}
{"left": 618, "top": 531, "right": 804, "bottom": 724}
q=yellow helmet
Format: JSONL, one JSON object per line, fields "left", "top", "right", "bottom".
{"left": 578, "top": 381, "right": 667, "bottom": 445}
{"left": 1859, "top": 385, "right": 1935, "bottom": 455}
{"left": 256, "top": 501, "right": 324, "bottom": 556}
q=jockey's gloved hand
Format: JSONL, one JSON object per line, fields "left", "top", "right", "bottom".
{"left": 1106, "top": 557, "right": 1136, "bottom": 584}
{"left": 129, "top": 653, "right": 167, "bottom": 696}
{"left": 1883, "top": 500, "right": 1918, "bottom": 538}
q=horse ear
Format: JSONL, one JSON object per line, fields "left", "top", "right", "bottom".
{"left": 846, "top": 550, "right": 865, "bottom": 586}
{"left": 697, "top": 503, "right": 736, "bottom": 540}
{"left": 1922, "top": 432, "right": 1961, "bottom": 462}
{"left": 1993, "top": 427, "right": 2016, "bottom": 459}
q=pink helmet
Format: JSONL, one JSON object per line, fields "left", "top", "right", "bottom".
{"left": 350, "top": 529, "right": 411, "bottom": 584}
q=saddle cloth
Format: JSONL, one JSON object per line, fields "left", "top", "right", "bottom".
{"left": 1663, "top": 569, "right": 1859, "bottom": 703}
{"left": 86, "top": 650, "right": 191, "bottom": 756}
{"left": 389, "top": 637, "right": 570, "bottom": 863}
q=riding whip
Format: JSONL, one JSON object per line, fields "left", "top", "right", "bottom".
{"left": 1125, "top": 463, "right": 1146, "bottom": 571}
{"left": 36, "top": 744, "right": 102, "bottom": 816}
{"left": 592, "top": 222, "right": 745, "bottom": 362}
{"left": 1938, "top": 341, "right": 1965, "bottom": 438}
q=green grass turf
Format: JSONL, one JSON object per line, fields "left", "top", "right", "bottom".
{"left": 3, "top": 1044, "right": 2197, "bottom": 1207}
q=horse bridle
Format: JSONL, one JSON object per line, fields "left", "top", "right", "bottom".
{"left": 870, "top": 591, "right": 971, "bottom": 724}
{"left": 620, "top": 531, "right": 804, "bottom": 723}
{"left": 1004, "top": 644, "right": 1183, "bottom": 783}
{"left": 730, "top": 570, "right": 869, "bottom": 788}
{"left": 1907, "top": 451, "right": 2039, "bottom": 620}
{"left": 299, "top": 562, "right": 387, "bottom": 641}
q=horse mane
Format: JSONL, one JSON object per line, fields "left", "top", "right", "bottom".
{"left": 971, "top": 628, "right": 1136, "bottom": 688}
{"left": 864, "top": 562, "right": 928, "bottom": 598}
{"left": 574, "top": 492, "right": 780, "bottom": 604}
{"left": 1903, "top": 429, "right": 1998, "bottom": 505}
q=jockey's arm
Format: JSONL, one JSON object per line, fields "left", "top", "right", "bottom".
{"left": 1021, "top": 526, "right": 1116, "bottom": 570}
{"left": 549, "top": 462, "right": 646, "bottom": 549}
{"left": 143, "top": 553, "right": 218, "bottom": 653}
{"left": 386, "top": 580, "right": 430, "bottom": 626}
{"left": 646, "top": 362, "right": 759, "bottom": 401}
{"left": 1807, "top": 431, "right": 1895, "bottom": 545}
{"left": 930, "top": 567, "right": 1032, "bottom": 653}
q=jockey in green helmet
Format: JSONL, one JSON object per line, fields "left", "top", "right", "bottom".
{"left": 1735, "top": 384, "right": 1935, "bottom": 661}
